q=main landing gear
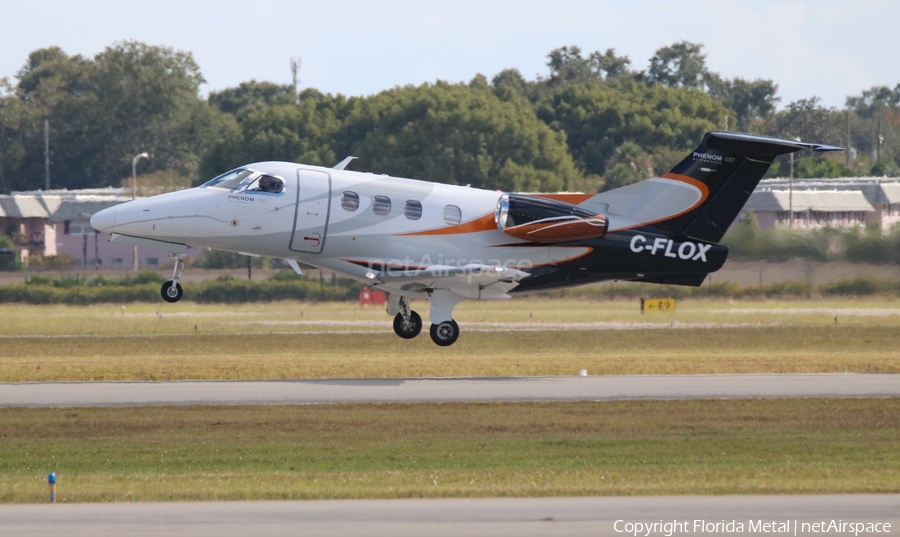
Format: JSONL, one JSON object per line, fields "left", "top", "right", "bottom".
{"left": 161, "top": 254, "right": 185, "bottom": 303}
{"left": 391, "top": 296, "right": 423, "bottom": 339}
{"left": 429, "top": 319, "right": 459, "bottom": 347}
{"left": 387, "top": 291, "right": 463, "bottom": 346}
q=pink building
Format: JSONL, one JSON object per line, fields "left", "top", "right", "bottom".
{"left": 742, "top": 190, "right": 874, "bottom": 230}
{"left": 740, "top": 177, "right": 900, "bottom": 231}
{"left": 0, "top": 188, "right": 198, "bottom": 268}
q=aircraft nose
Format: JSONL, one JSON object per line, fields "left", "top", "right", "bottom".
{"left": 90, "top": 206, "right": 117, "bottom": 232}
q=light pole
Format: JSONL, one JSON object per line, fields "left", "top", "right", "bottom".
{"left": 788, "top": 138, "right": 800, "bottom": 229}
{"left": 131, "top": 152, "right": 149, "bottom": 271}
{"left": 789, "top": 152, "right": 794, "bottom": 228}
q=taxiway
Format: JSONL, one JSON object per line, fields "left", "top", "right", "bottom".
{"left": 1, "top": 373, "right": 898, "bottom": 408}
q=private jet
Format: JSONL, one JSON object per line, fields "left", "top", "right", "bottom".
{"left": 90, "top": 131, "right": 840, "bottom": 346}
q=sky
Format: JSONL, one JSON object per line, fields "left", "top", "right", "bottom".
{"left": 1, "top": 0, "right": 897, "bottom": 109}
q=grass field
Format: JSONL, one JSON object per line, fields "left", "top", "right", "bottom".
{"left": 1, "top": 399, "right": 898, "bottom": 503}
{"left": 0, "top": 298, "right": 898, "bottom": 381}
{"left": 2, "top": 298, "right": 897, "bottom": 504}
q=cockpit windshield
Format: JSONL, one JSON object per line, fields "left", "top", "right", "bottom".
{"left": 202, "top": 169, "right": 255, "bottom": 190}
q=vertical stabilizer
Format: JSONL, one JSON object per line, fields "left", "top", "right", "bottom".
{"left": 581, "top": 131, "right": 842, "bottom": 243}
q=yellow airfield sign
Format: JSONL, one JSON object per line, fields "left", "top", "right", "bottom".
{"left": 640, "top": 298, "right": 676, "bottom": 313}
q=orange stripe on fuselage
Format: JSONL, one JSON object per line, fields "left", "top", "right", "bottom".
{"left": 398, "top": 212, "right": 496, "bottom": 236}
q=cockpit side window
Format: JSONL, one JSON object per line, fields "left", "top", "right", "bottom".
{"left": 246, "top": 175, "right": 284, "bottom": 194}
{"left": 202, "top": 169, "right": 255, "bottom": 190}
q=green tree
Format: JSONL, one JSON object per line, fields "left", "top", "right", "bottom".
{"left": 198, "top": 89, "right": 350, "bottom": 181}
{"left": 8, "top": 42, "right": 228, "bottom": 191}
{"left": 647, "top": 41, "right": 710, "bottom": 89}
{"left": 336, "top": 80, "right": 581, "bottom": 191}
{"left": 846, "top": 84, "right": 900, "bottom": 119}
{"left": 209, "top": 80, "right": 297, "bottom": 119}
{"left": 794, "top": 156, "right": 851, "bottom": 178}
{"left": 591, "top": 48, "right": 632, "bottom": 79}
{"left": 775, "top": 97, "right": 835, "bottom": 143}
{"left": 708, "top": 76, "right": 779, "bottom": 132}
{"left": 546, "top": 46, "right": 599, "bottom": 87}
{"left": 601, "top": 141, "right": 654, "bottom": 191}
{"left": 845, "top": 85, "right": 900, "bottom": 170}
{"left": 0, "top": 78, "right": 28, "bottom": 192}
{"left": 537, "top": 81, "right": 726, "bottom": 178}
{"left": 491, "top": 68, "right": 538, "bottom": 103}
{"left": 871, "top": 159, "right": 900, "bottom": 177}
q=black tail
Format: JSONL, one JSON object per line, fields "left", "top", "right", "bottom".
{"left": 653, "top": 131, "right": 841, "bottom": 243}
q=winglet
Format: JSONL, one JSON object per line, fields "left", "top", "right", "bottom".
{"left": 333, "top": 156, "right": 358, "bottom": 170}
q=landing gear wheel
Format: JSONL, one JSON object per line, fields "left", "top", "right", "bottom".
{"left": 161, "top": 281, "right": 183, "bottom": 303}
{"left": 429, "top": 319, "right": 460, "bottom": 347}
{"left": 393, "top": 311, "right": 423, "bottom": 339}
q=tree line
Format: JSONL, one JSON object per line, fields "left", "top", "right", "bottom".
{"left": 1, "top": 40, "right": 898, "bottom": 195}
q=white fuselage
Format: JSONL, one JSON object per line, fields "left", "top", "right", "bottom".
{"left": 90, "top": 162, "right": 590, "bottom": 298}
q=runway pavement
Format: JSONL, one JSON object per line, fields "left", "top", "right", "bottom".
{"left": 2, "top": 495, "right": 899, "bottom": 536}
{"left": 3, "top": 377, "right": 897, "bottom": 535}
{"left": 1, "top": 373, "right": 898, "bottom": 408}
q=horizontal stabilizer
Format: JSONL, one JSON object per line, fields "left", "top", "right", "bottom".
{"left": 702, "top": 131, "right": 843, "bottom": 154}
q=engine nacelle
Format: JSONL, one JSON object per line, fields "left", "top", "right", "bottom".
{"left": 495, "top": 193, "right": 608, "bottom": 242}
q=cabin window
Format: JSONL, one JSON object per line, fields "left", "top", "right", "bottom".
{"left": 443, "top": 205, "right": 462, "bottom": 225}
{"left": 404, "top": 200, "right": 422, "bottom": 220}
{"left": 341, "top": 191, "right": 359, "bottom": 212}
{"left": 373, "top": 195, "right": 391, "bottom": 216}
{"left": 203, "top": 168, "right": 255, "bottom": 190}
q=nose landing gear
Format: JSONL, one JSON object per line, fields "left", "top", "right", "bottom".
{"left": 160, "top": 254, "right": 185, "bottom": 303}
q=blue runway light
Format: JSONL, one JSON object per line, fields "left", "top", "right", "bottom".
{"left": 48, "top": 473, "right": 56, "bottom": 503}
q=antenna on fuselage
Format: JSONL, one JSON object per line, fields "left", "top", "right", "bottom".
{"left": 333, "top": 156, "right": 358, "bottom": 170}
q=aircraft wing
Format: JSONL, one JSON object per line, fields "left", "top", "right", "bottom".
{"left": 368, "top": 264, "right": 528, "bottom": 299}
{"left": 108, "top": 233, "right": 189, "bottom": 254}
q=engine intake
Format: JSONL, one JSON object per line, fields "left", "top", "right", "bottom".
{"left": 495, "top": 193, "right": 608, "bottom": 242}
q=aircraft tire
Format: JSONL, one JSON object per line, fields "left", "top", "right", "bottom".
{"left": 429, "top": 319, "right": 459, "bottom": 346}
{"left": 393, "top": 311, "right": 422, "bottom": 339}
{"left": 161, "top": 281, "right": 183, "bottom": 303}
